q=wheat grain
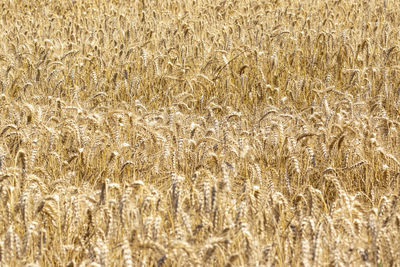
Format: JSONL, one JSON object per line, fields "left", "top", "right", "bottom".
{"left": 0, "top": 0, "right": 400, "bottom": 265}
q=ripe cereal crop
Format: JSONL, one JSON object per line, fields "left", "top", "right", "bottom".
{"left": 1, "top": 0, "right": 400, "bottom": 266}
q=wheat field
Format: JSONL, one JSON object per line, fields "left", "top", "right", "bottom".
{"left": 0, "top": 0, "right": 400, "bottom": 266}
